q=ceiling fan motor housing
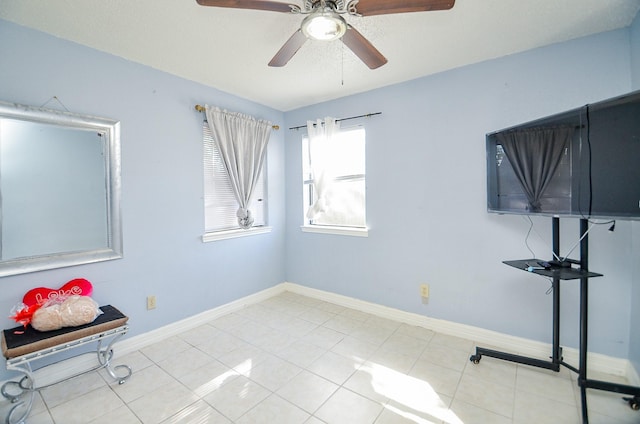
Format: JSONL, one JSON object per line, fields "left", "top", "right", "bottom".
{"left": 304, "top": 0, "right": 348, "bottom": 13}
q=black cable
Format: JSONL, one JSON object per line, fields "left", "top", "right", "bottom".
{"left": 576, "top": 105, "right": 615, "bottom": 228}
{"left": 524, "top": 216, "right": 536, "bottom": 258}
{"left": 577, "top": 105, "right": 594, "bottom": 220}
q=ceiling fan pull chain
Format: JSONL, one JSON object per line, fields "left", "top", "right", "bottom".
{"left": 341, "top": 42, "right": 345, "bottom": 86}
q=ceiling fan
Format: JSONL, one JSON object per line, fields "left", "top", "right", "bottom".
{"left": 195, "top": 0, "right": 455, "bottom": 69}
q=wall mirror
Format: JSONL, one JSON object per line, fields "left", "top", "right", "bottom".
{"left": 0, "top": 101, "right": 122, "bottom": 277}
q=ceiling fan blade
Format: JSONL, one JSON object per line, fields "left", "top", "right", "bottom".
{"left": 341, "top": 25, "right": 387, "bottom": 69}
{"left": 196, "top": 0, "right": 294, "bottom": 13}
{"left": 349, "top": 0, "right": 455, "bottom": 16}
{"left": 268, "top": 29, "right": 307, "bottom": 67}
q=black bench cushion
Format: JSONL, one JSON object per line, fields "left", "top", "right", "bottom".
{"left": 2, "top": 305, "right": 128, "bottom": 360}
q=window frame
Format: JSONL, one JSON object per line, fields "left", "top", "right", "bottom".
{"left": 301, "top": 124, "right": 368, "bottom": 237}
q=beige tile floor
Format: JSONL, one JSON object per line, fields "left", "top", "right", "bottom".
{"left": 2, "top": 291, "right": 639, "bottom": 423}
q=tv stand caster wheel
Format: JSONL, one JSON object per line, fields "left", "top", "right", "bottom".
{"left": 469, "top": 354, "right": 481, "bottom": 364}
{"left": 624, "top": 396, "right": 639, "bottom": 411}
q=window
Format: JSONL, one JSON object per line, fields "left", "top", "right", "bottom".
{"left": 203, "top": 122, "right": 268, "bottom": 240}
{"left": 302, "top": 126, "right": 366, "bottom": 236}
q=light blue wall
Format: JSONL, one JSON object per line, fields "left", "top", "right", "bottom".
{"left": 0, "top": 19, "right": 286, "bottom": 382}
{"left": 284, "top": 28, "right": 636, "bottom": 359}
{"left": 629, "top": 12, "right": 640, "bottom": 375}
{"left": 1, "top": 15, "right": 638, "bottom": 385}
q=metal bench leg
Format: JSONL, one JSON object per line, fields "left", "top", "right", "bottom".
{"left": 96, "top": 332, "right": 132, "bottom": 384}
{"left": 2, "top": 325, "right": 131, "bottom": 423}
{"left": 1, "top": 362, "right": 35, "bottom": 424}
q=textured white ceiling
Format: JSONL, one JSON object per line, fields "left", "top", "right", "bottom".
{"left": 1, "top": 0, "right": 639, "bottom": 111}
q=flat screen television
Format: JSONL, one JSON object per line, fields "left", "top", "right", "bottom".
{"left": 486, "top": 90, "right": 640, "bottom": 221}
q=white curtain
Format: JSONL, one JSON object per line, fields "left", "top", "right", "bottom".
{"left": 306, "top": 117, "right": 340, "bottom": 221}
{"left": 205, "top": 105, "right": 272, "bottom": 229}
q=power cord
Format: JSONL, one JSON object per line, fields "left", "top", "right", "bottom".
{"left": 523, "top": 216, "right": 561, "bottom": 261}
{"left": 523, "top": 216, "right": 615, "bottom": 265}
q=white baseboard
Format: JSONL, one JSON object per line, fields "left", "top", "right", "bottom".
{"left": 627, "top": 360, "right": 640, "bottom": 386}
{"left": 1, "top": 285, "right": 284, "bottom": 388}
{"left": 4, "top": 281, "right": 638, "bottom": 389}
{"left": 115, "top": 284, "right": 285, "bottom": 356}
{"left": 279, "top": 282, "right": 636, "bottom": 380}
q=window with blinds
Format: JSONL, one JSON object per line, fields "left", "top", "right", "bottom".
{"left": 203, "top": 122, "right": 266, "bottom": 233}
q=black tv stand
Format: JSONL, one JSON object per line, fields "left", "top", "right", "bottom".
{"left": 469, "top": 218, "right": 640, "bottom": 423}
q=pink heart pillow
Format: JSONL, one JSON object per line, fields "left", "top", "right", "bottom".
{"left": 22, "top": 278, "right": 93, "bottom": 307}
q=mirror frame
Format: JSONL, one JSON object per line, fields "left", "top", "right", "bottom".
{"left": 0, "top": 101, "right": 123, "bottom": 277}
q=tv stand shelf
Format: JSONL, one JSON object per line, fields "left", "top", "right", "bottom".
{"left": 502, "top": 259, "right": 603, "bottom": 280}
{"left": 470, "top": 218, "right": 639, "bottom": 423}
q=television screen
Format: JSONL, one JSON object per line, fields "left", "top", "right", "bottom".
{"left": 487, "top": 90, "right": 640, "bottom": 220}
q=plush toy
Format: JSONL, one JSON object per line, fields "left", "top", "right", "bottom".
{"left": 22, "top": 278, "right": 93, "bottom": 307}
{"left": 10, "top": 278, "right": 100, "bottom": 331}
{"left": 30, "top": 295, "right": 100, "bottom": 331}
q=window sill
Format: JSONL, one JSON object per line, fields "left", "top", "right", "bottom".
{"left": 202, "top": 226, "right": 272, "bottom": 242}
{"left": 300, "top": 225, "right": 368, "bottom": 237}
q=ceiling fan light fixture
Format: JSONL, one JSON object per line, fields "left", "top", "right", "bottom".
{"left": 301, "top": 7, "right": 347, "bottom": 41}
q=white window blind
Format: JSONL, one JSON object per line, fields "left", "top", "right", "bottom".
{"left": 203, "top": 122, "right": 266, "bottom": 232}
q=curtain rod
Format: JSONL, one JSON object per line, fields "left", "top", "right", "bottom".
{"left": 288, "top": 112, "right": 382, "bottom": 131}
{"left": 194, "top": 104, "right": 280, "bottom": 130}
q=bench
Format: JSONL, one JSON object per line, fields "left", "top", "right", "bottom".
{"left": 1, "top": 305, "right": 131, "bottom": 424}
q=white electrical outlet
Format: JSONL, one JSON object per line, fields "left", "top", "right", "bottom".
{"left": 420, "top": 284, "right": 429, "bottom": 298}
{"left": 147, "top": 295, "right": 157, "bottom": 310}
